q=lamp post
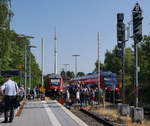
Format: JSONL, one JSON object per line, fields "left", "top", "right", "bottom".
{"left": 41, "top": 38, "right": 44, "bottom": 87}
{"left": 72, "top": 55, "right": 80, "bottom": 77}
{"left": 17, "top": 34, "right": 34, "bottom": 100}
{"left": 24, "top": 45, "right": 27, "bottom": 100}
{"left": 28, "top": 45, "right": 36, "bottom": 89}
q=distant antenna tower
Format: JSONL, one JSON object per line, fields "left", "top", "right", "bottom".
{"left": 54, "top": 27, "right": 58, "bottom": 74}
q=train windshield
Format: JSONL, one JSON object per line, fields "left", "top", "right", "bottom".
{"left": 50, "top": 78, "right": 60, "bottom": 86}
{"left": 104, "top": 77, "right": 117, "bottom": 87}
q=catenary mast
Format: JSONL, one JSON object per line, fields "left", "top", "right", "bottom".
{"left": 54, "top": 28, "right": 58, "bottom": 74}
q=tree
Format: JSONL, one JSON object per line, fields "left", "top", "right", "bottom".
{"left": 139, "top": 35, "right": 150, "bottom": 83}
{"left": 0, "top": 0, "right": 13, "bottom": 29}
{"left": 60, "top": 70, "right": 65, "bottom": 79}
{"left": 138, "top": 35, "right": 150, "bottom": 103}
{"left": 60, "top": 70, "right": 75, "bottom": 81}
{"left": 104, "top": 49, "right": 122, "bottom": 74}
{"left": 93, "top": 60, "right": 105, "bottom": 73}
{"left": 66, "top": 71, "right": 75, "bottom": 79}
{"left": 77, "top": 72, "right": 85, "bottom": 77}
{"left": 0, "top": 0, "right": 41, "bottom": 88}
{"left": 0, "top": 30, "right": 41, "bottom": 86}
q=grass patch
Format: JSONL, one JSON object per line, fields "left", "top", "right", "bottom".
{"left": 84, "top": 105, "right": 150, "bottom": 126}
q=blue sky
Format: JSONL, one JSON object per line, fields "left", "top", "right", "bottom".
{"left": 11, "top": 0, "right": 150, "bottom": 74}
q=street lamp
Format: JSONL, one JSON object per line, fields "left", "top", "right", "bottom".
{"left": 41, "top": 38, "right": 44, "bottom": 88}
{"left": 28, "top": 45, "right": 36, "bottom": 89}
{"left": 72, "top": 54, "right": 80, "bottom": 77}
{"left": 17, "top": 34, "right": 34, "bottom": 100}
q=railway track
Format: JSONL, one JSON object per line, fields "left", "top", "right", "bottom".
{"left": 71, "top": 109, "right": 107, "bottom": 126}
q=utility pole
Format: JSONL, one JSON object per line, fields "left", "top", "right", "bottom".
{"left": 72, "top": 55, "right": 80, "bottom": 77}
{"left": 41, "top": 38, "right": 44, "bottom": 87}
{"left": 54, "top": 28, "right": 58, "bottom": 75}
{"left": 97, "top": 32, "right": 101, "bottom": 105}
{"left": 24, "top": 45, "right": 27, "bottom": 100}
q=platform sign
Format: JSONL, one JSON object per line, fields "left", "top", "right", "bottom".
{"left": 0, "top": 69, "right": 20, "bottom": 76}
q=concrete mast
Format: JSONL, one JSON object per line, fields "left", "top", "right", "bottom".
{"left": 41, "top": 38, "right": 44, "bottom": 87}
{"left": 54, "top": 28, "right": 58, "bottom": 74}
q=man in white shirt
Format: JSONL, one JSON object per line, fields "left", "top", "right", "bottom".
{"left": 0, "top": 75, "right": 19, "bottom": 123}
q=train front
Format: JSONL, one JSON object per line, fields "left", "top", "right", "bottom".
{"left": 103, "top": 72, "right": 121, "bottom": 102}
{"left": 46, "top": 74, "right": 64, "bottom": 98}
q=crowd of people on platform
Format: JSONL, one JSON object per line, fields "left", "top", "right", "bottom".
{"left": 26, "top": 85, "right": 45, "bottom": 100}
{"left": 64, "top": 84, "right": 103, "bottom": 107}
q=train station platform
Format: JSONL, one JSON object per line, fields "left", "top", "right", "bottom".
{"left": 0, "top": 100, "right": 88, "bottom": 126}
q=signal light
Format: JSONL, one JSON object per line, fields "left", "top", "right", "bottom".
{"left": 117, "top": 42, "right": 124, "bottom": 49}
{"left": 117, "top": 13, "right": 124, "bottom": 22}
{"left": 116, "top": 49, "right": 123, "bottom": 58}
{"left": 132, "top": 3, "right": 143, "bottom": 42}
{"left": 117, "top": 13, "right": 125, "bottom": 42}
{"left": 116, "top": 42, "right": 124, "bottom": 58}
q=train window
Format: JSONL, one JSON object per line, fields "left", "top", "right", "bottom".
{"left": 51, "top": 79, "right": 60, "bottom": 86}
{"left": 104, "top": 77, "right": 111, "bottom": 81}
{"left": 104, "top": 77, "right": 117, "bottom": 88}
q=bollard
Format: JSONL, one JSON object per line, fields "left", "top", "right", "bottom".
{"left": 129, "top": 106, "right": 135, "bottom": 118}
{"left": 133, "top": 107, "right": 144, "bottom": 123}
{"left": 117, "top": 103, "right": 122, "bottom": 113}
{"left": 120, "top": 104, "right": 130, "bottom": 116}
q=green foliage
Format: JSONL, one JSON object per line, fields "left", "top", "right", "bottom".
{"left": 0, "top": 0, "right": 41, "bottom": 88}
{"left": 60, "top": 70, "right": 75, "bottom": 83}
{"left": 0, "top": 0, "right": 13, "bottom": 29}
{"left": 66, "top": 71, "right": 75, "bottom": 79}
{"left": 138, "top": 36, "right": 150, "bottom": 104}
{"left": 139, "top": 36, "right": 150, "bottom": 83}
{"left": 104, "top": 49, "right": 122, "bottom": 74}
{"left": 0, "top": 29, "right": 41, "bottom": 87}
{"left": 60, "top": 70, "right": 65, "bottom": 79}
{"left": 77, "top": 72, "right": 85, "bottom": 77}
{"left": 93, "top": 60, "right": 105, "bottom": 72}
{"left": 93, "top": 36, "right": 150, "bottom": 104}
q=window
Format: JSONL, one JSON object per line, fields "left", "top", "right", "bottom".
{"left": 50, "top": 78, "right": 60, "bottom": 86}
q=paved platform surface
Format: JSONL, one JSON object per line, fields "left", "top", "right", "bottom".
{"left": 0, "top": 100, "right": 88, "bottom": 126}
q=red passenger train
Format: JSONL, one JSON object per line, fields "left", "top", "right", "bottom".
{"left": 45, "top": 74, "right": 64, "bottom": 97}
{"left": 70, "top": 72, "right": 121, "bottom": 102}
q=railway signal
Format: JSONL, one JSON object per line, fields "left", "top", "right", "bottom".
{"left": 131, "top": 3, "right": 144, "bottom": 122}
{"left": 117, "top": 13, "right": 125, "bottom": 42}
{"left": 116, "top": 13, "right": 125, "bottom": 58}
{"left": 132, "top": 2, "right": 143, "bottom": 107}
{"left": 133, "top": 3, "right": 143, "bottom": 43}
{"left": 116, "top": 13, "right": 126, "bottom": 104}
{"left": 116, "top": 42, "right": 124, "bottom": 57}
